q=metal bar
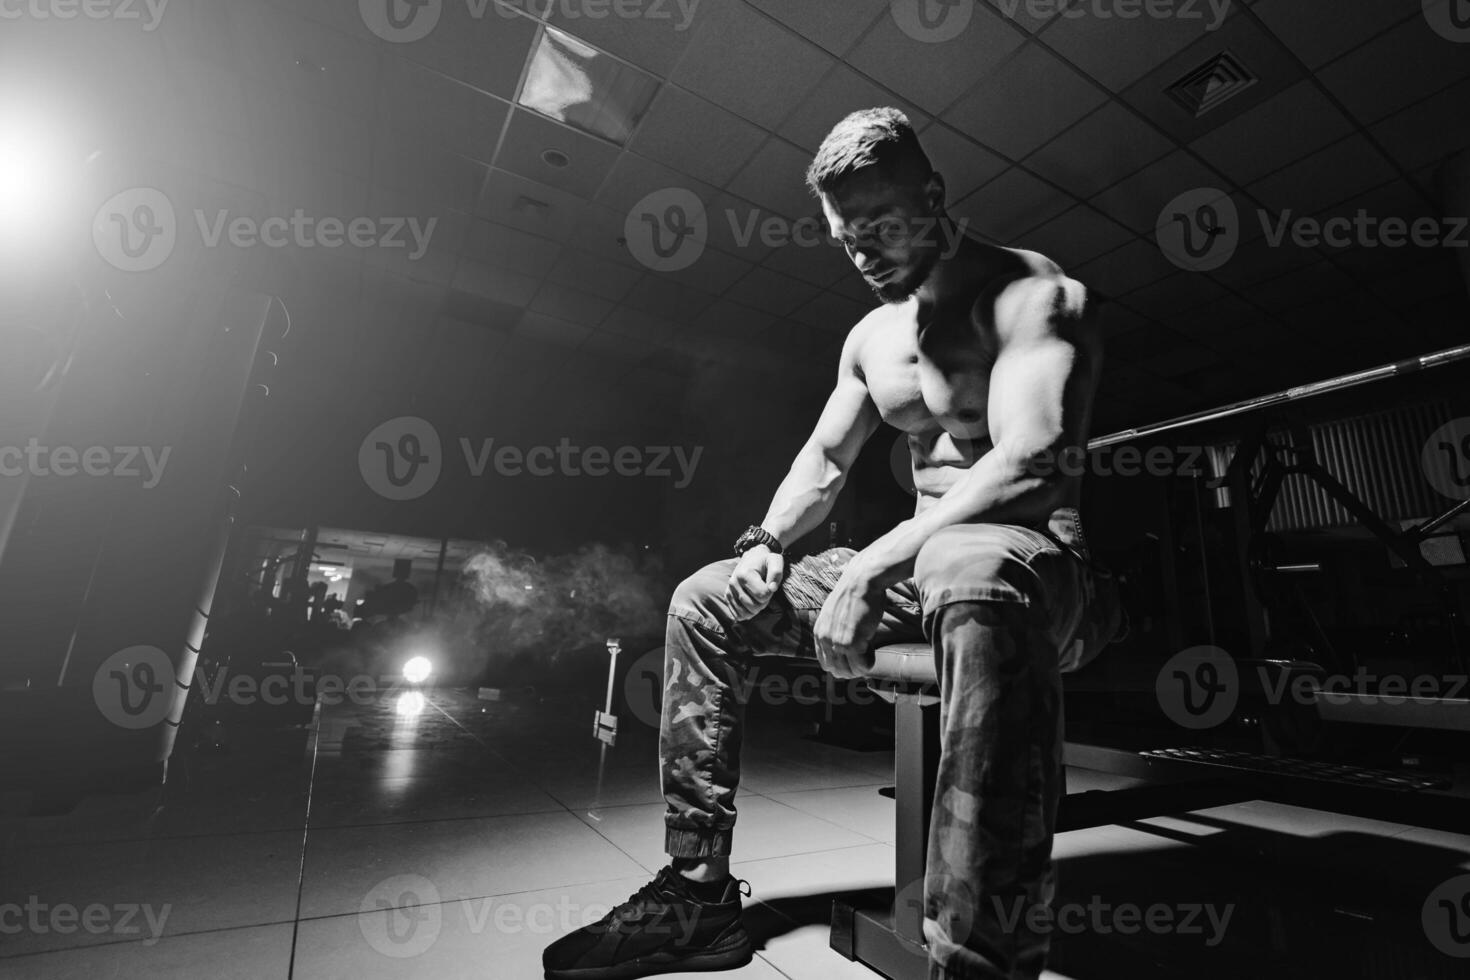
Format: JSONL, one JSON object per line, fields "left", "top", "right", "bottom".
{"left": 1088, "top": 343, "right": 1470, "bottom": 450}
{"left": 1412, "top": 497, "right": 1470, "bottom": 539}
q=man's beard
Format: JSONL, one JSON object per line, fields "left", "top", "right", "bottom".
{"left": 870, "top": 248, "right": 939, "bottom": 305}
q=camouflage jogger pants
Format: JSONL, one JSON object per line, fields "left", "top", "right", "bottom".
{"left": 661, "top": 508, "right": 1116, "bottom": 979}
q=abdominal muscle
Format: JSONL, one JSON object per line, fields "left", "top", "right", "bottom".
{"left": 902, "top": 424, "right": 1083, "bottom": 518}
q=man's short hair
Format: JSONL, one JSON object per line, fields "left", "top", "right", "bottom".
{"left": 805, "top": 107, "right": 933, "bottom": 198}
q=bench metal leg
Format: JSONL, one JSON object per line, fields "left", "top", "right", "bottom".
{"left": 832, "top": 695, "right": 938, "bottom": 979}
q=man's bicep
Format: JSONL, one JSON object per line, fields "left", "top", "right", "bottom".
{"left": 807, "top": 336, "right": 882, "bottom": 471}
{"left": 986, "top": 279, "right": 1093, "bottom": 456}
{"left": 808, "top": 370, "right": 881, "bottom": 471}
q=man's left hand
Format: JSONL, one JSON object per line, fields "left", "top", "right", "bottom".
{"left": 814, "top": 561, "right": 886, "bottom": 679}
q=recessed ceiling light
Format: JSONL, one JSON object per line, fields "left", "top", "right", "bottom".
{"left": 542, "top": 148, "right": 570, "bottom": 168}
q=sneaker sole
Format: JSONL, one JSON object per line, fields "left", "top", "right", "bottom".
{"left": 544, "top": 927, "right": 754, "bottom": 980}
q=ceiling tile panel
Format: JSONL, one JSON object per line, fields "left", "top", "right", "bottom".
{"left": 671, "top": 1, "right": 835, "bottom": 130}
{"left": 745, "top": 0, "right": 890, "bottom": 57}
{"left": 727, "top": 267, "right": 823, "bottom": 317}
{"left": 953, "top": 168, "right": 1075, "bottom": 242}
{"left": 496, "top": 108, "right": 624, "bottom": 197}
{"left": 779, "top": 66, "right": 931, "bottom": 153}
{"left": 727, "top": 139, "right": 823, "bottom": 220}
{"left": 942, "top": 43, "right": 1108, "bottom": 159}
{"left": 846, "top": 3, "right": 1026, "bottom": 114}
{"left": 450, "top": 260, "right": 542, "bottom": 308}
{"left": 1316, "top": 9, "right": 1470, "bottom": 124}
{"left": 1187, "top": 80, "right": 1356, "bottom": 187}
{"left": 1251, "top": 0, "right": 1424, "bottom": 70}
{"left": 529, "top": 282, "right": 616, "bottom": 327}
{"left": 545, "top": 248, "right": 644, "bottom": 301}
{"left": 619, "top": 274, "right": 717, "bottom": 321}
{"left": 393, "top": 1, "right": 537, "bottom": 98}
{"left": 1024, "top": 102, "right": 1175, "bottom": 200}
{"left": 1019, "top": 205, "right": 1138, "bottom": 270}
{"left": 1073, "top": 238, "right": 1182, "bottom": 298}
{"left": 475, "top": 168, "right": 590, "bottom": 243}
{"left": 1370, "top": 77, "right": 1470, "bottom": 173}
{"left": 917, "top": 123, "right": 1011, "bottom": 204}
{"left": 1246, "top": 135, "right": 1400, "bottom": 216}
{"left": 546, "top": 0, "right": 703, "bottom": 76}
{"left": 462, "top": 218, "right": 564, "bottom": 277}
{"left": 630, "top": 85, "right": 768, "bottom": 186}
{"left": 1121, "top": 272, "right": 1228, "bottom": 320}
{"left": 380, "top": 57, "right": 512, "bottom": 163}
{"left": 1088, "top": 150, "right": 1231, "bottom": 235}
{"left": 516, "top": 310, "right": 594, "bottom": 347}
{"left": 1043, "top": 0, "right": 1243, "bottom": 92}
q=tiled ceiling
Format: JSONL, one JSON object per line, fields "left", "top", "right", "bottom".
{"left": 18, "top": 0, "right": 1469, "bottom": 517}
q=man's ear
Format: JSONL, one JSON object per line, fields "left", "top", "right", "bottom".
{"left": 925, "top": 171, "right": 947, "bottom": 214}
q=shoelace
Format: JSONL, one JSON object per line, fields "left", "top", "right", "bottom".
{"left": 606, "top": 877, "right": 674, "bottom": 926}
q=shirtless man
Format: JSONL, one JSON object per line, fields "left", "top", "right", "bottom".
{"left": 545, "top": 107, "right": 1114, "bottom": 980}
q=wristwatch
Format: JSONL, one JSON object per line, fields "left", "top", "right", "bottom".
{"left": 734, "top": 525, "right": 783, "bottom": 557}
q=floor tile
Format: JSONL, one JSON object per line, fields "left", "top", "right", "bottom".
{"left": 298, "top": 810, "right": 647, "bottom": 919}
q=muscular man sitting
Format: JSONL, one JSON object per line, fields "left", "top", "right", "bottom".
{"left": 545, "top": 107, "right": 1116, "bottom": 980}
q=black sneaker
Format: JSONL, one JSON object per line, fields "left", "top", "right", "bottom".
{"left": 542, "top": 866, "right": 754, "bottom": 979}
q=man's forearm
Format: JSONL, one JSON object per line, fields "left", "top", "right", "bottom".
{"left": 855, "top": 445, "right": 1065, "bottom": 588}
{"left": 758, "top": 445, "right": 850, "bottom": 548}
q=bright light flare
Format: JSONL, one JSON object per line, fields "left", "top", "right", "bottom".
{"left": 0, "top": 109, "right": 71, "bottom": 249}
{"left": 395, "top": 691, "right": 427, "bottom": 718}
{"left": 402, "top": 656, "right": 433, "bottom": 685}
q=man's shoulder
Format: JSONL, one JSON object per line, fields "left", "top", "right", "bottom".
{"left": 839, "top": 303, "right": 895, "bottom": 373}
{"left": 977, "top": 249, "right": 1092, "bottom": 340}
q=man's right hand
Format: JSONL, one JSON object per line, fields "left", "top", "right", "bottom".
{"left": 725, "top": 546, "right": 786, "bottom": 622}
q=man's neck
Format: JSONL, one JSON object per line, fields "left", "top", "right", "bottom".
{"left": 912, "top": 222, "right": 1010, "bottom": 309}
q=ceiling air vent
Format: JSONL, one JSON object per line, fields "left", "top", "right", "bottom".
{"left": 1166, "top": 51, "right": 1257, "bottom": 118}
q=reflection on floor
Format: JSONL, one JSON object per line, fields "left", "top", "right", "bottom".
{"left": 2, "top": 688, "right": 1468, "bottom": 979}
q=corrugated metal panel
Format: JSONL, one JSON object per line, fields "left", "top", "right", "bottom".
{"left": 1207, "top": 402, "right": 1455, "bottom": 531}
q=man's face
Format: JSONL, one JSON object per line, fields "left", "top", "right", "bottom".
{"left": 821, "top": 167, "right": 942, "bottom": 305}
